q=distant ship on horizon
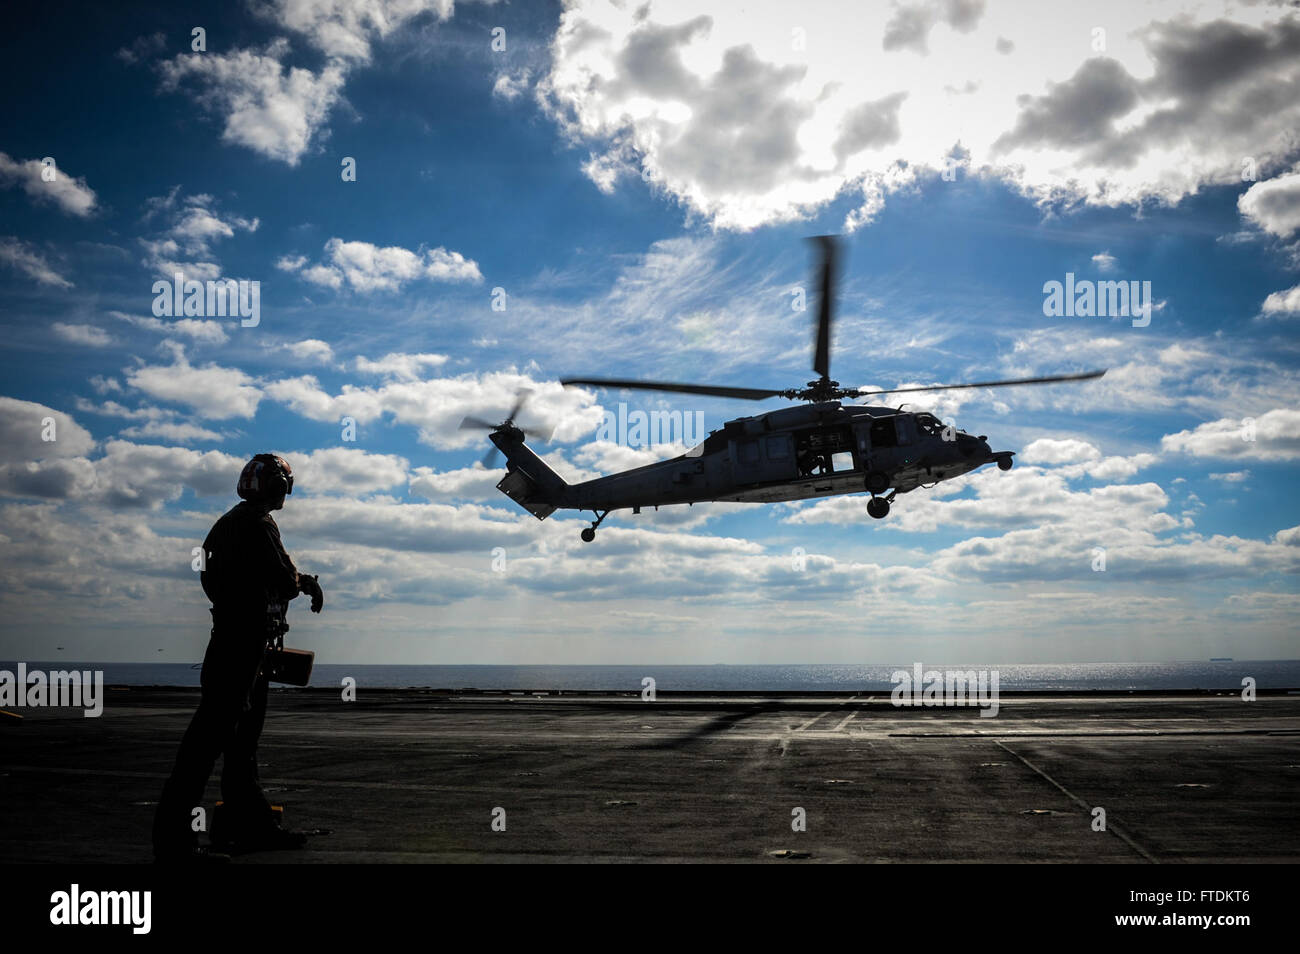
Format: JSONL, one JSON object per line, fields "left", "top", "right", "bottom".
{"left": 1210, "top": 657, "right": 1233, "bottom": 662}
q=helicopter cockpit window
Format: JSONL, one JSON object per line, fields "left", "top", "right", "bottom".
{"left": 869, "top": 417, "right": 897, "bottom": 448}
{"left": 914, "top": 413, "right": 943, "bottom": 436}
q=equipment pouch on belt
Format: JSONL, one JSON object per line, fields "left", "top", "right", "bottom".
{"left": 263, "top": 602, "right": 314, "bottom": 686}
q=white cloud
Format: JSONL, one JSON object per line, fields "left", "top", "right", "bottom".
{"left": 138, "top": 189, "right": 258, "bottom": 280}
{"left": 1018, "top": 438, "right": 1100, "bottom": 465}
{"left": 540, "top": 2, "right": 1300, "bottom": 230}
{"left": 787, "top": 463, "right": 1174, "bottom": 535}
{"left": 159, "top": 2, "right": 471, "bottom": 164}
{"left": 112, "top": 310, "right": 230, "bottom": 345}
{"left": 1091, "top": 251, "right": 1117, "bottom": 273}
{"left": 1004, "top": 328, "right": 1300, "bottom": 422}
{"left": 1238, "top": 171, "right": 1300, "bottom": 238}
{"left": 493, "top": 69, "right": 532, "bottom": 101}
{"left": 73, "top": 398, "right": 227, "bottom": 444}
{"left": 929, "top": 521, "right": 1300, "bottom": 584}
{"left": 883, "top": 0, "right": 986, "bottom": 55}
{"left": 284, "top": 339, "right": 336, "bottom": 363}
{"left": 301, "top": 264, "right": 344, "bottom": 289}
{"left": 0, "top": 397, "right": 98, "bottom": 501}
{"left": 285, "top": 447, "right": 411, "bottom": 496}
{"left": 424, "top": 246, "right": 482, "bottom": 283}
{"left": 171, "top": 202, "right": 258, "bottom": 248}
{"left": 409, "top": 464, "right": 503, "bottom": 501}
{"left": 264, "top": 374, "right": 384, "bottom": 423}
{"left": 280, "top": 238, "right": 482, "bottom": 292}
{"left": 1057, "top": 453, "right": 1158, "bottom": 481}
{"left": 0, "top": 396, "right": 96, "bottom": 460}
{"left": 74, "top": 398, "right": 173, "bottom": 422}
{"left": 267, "top": 369, "right": 602, "bottom": 450}
{"left": 87, "top": 440, "right": 242, "bottom": 507}
{"left": 126, "top": 345, "right": 262, "bottom": 419}
{"left": 282, "top": 496, "right": 553, "bottom": 555}
{"left": 1209, "top": 470, "right": 1250, "bottom": 483}
{"left": 0, "top": 238, "right": 72, "bottom": 288}
{"left": 509, "top": 234, "right": 838, "bottom": 378}
{"left": 115, "top": 31, "right": 166, "bottom": 65}
{"left": 52, "top": 323, "right": 112, "bottom": 347}
{"left": 1162, "top": 409, "right": 1300, "bottom": 461}
{"left": 1261, "top": 283, "right": 1300, "bottom": 317}
{"left": 0, "top": 152, "right": 98, "bottom": 217}
{"left": 120, "top": 420, "right": 225, "bottom": 443}
{"left": 0, "top": 409, "right": 1294, "bottom": 658}
{"left": 160, "top": 41, "right": 348, "bottom": 166}
{"left": 354, "top": 352, "right": 448, "bottom": 380}
{"left": 265, "top": 0, "right": 457, "bottom": 63}
{"left": 782, "top": 457, "right": 1299, "bottom": 584}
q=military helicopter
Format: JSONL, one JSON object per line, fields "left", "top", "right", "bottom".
{"left": 461, "top": 237, "right": 1104, "bottom": 542}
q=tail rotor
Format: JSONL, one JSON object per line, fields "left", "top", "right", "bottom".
{"left": 458, "top": 389, "right": 553, "bottom": 467}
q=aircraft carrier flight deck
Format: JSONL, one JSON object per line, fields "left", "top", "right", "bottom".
{"left": 3, "top": 689, "right": 1297, "bottom": 864}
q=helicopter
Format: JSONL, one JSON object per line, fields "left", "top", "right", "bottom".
{"left": 460, "top": 237, "right": 1105, "bottom": 542}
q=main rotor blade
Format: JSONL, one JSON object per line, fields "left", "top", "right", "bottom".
{"left": 561, "top": 378, "right": 785, "bottom": 401}
{"left": 506, "top": 388, "right": 532, "bottom": 423}
{"left": 459, "top": 416, "right": 498, "bottom": 431}
{"left": 811, "top": 235, "right": 839, "bottom": 380}
{"left": 858, "top": 368, "right": 1107, "bottom": 398}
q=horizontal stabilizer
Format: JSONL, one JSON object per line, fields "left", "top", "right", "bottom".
{"left": 497, "top": 467, "right": 558, "bottom": 520}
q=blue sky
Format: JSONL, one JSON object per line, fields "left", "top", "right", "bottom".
{"left": 2, "top": 0, "right": 1298, "bottom": 665}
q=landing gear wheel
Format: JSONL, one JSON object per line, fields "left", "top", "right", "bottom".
{"left": 865, "top": 472, "right": 889, "bottom": 494}
{"left": 997, "top": 457, "right": 1013, "bottom": 471}
{"left": 581, "top": 509, "right": 610, "bottom": 542}
{"left": 867, "top": 496, "right": 890, "bottom": 519}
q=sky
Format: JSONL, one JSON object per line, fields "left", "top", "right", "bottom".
{"left": 1, "top": 0, "right": 1298, "bottom": 666}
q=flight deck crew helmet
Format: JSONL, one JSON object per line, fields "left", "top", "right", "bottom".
{"left": 237, "top": 453, "right": 293, "bottom": 501}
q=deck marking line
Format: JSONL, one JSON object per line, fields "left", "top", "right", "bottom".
{"left": 793, "top": 711, "right": 830, "bottom": 732}
{"left": 994, "top": 739, "right": 1158, "bottom": 864}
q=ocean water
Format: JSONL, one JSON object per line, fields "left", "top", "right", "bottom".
{"left": 7, "top": 660, "right": 1300, "bottom": 691}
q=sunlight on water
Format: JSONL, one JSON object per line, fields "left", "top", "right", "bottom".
{"left": 10, "top": 660, "right": 1299, "bottom": 691}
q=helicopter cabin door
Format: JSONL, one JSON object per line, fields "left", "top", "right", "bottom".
{"left": 858, "top": 415, "right": 903, "bottom": 474}
{"left": 731, "top": 433, "right": 797, "bottom": 484}
{"left": 791, "top": 424, "right": 857, "bottom": 478}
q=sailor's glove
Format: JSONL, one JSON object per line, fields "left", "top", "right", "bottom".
{"left": 298, "top": 573, "right": 324, "bottom": 613}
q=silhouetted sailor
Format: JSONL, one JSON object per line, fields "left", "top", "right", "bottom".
{"left": 152, "top": 453, "right": 324, "bottom": 862}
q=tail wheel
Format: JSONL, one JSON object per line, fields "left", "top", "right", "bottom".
{"left": 867, "top": 496, "right": 890, "bottom": 519}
